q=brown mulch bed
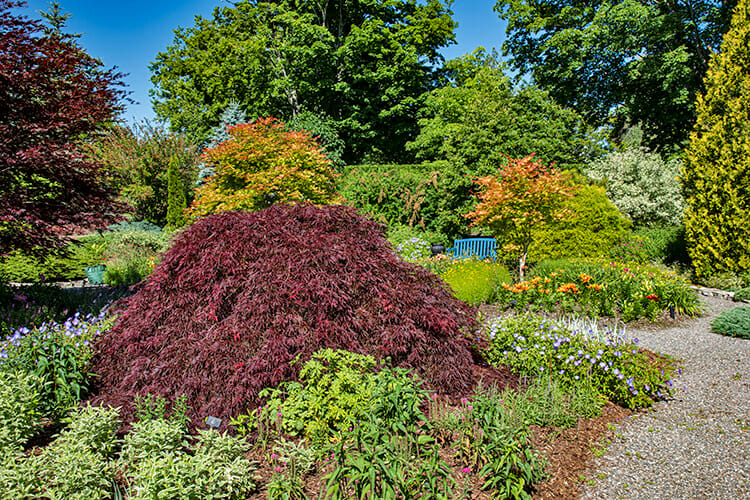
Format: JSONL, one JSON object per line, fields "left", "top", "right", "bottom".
{"left": 241, "top": 400, "right": 634, "bottom": 500}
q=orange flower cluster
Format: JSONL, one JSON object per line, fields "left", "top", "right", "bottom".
{"left": 557, "top": 283, "right": 580, "bottom": 294}
{"left": 587, "top": 283, "right": 603, "bottom": 291}
{"left": 579, "top": 273, "right": 592, "bottom": 283}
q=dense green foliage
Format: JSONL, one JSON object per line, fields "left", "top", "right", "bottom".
{"left": 408, "top": 50, "right": 599, "bottom": 172}
{"left": 338, "top": 163, "right": 460, "bottom": 239}
{"left": 101, "top": 229, "right": 170, "bottom": 286}
{"left": 0, "top": 371, "right": 42, "bottom": 451}
{"left": 711, "top": 306, "right": 750, "bottom": 339}
{"left": 529, "top": 183, "right": 631, "bottom": 262}
{"left": 734, "top": 287, "right": 750, "bottom": 302}
{"left": 150, "top": 0, "right": 456, "bottom": 164}
{"left": 0, "top": 227, "right": 169, "bottom": 286}
{"left": 0, "top": 402, "right": 258, "bottom": 500}
{"left": 585, "top": 148, "right": 685, "bottom": 227}
{"left": 494, "top": 0, "right": 735, "bottom": 150}
{"left": 683, "top": 0, "right": 750, "bottom": 280}
{"left": 165, "top": 156, "right": 187, "bottom": 231}
{"left": 83, "top": 122, "right": 199, "bottom": 227}
{"left": 635, "top": 225, "right": 690, "bottom": 265}
{"left": 440, "top": 259, "right": 511, "bottom": 305}
{"left": 1, "top": 311, "right": 112, "bottom": 417}
{"left": 188, "top": 118, "right": 341, "bottom": 218}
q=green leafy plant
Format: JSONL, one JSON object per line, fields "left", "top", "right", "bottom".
{"left": 0, "top": 371, "right": 43, "bottom": 451}
{"left": 259, "top": 349, "right": 379, "bottom": 448}
{"left": 324, "top": 419, "right": 454, "bottom": 499}
{"left": 440, "top": 259, "right": 511, "bottom": 305}
{"left": 711, "top": 307, "right": 750, "bottom": 339}
{"left": 101, "top": 229, "right": 170, "bottom": 286}
{"left": 734, "top": 287, "right": 750, "bottom": 302}
{"left": 1, "top": 311, "right": 112, "bottom": 417}
{"left": 266, "top": 438, "right": 316, "bottom": 500}
{"left": 33, "top": 404, "right": 121, "bottom": 500}
{"left": 530, "top": 183, "right": 631, "bottom": 262}
{"left": 635, "top": 225, "right": 689, "bottom": 265}
{"left": 121, "top": 429, "right": 257, "bottom": 500}
{"left": 120, "top": 394, "right": 257, "bottom": 500}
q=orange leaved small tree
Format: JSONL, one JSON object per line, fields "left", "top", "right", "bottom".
{"left": 188, "top": 117, "right": 341, "bottom": 219}
{"left": 464, "top": 154, "right": 577, "bottom": 279}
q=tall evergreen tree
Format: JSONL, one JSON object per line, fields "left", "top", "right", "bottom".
{"left": 682, "top": 0, "right": 750, "bottom": 278}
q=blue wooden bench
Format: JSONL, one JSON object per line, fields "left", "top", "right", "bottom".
{"left": 447, "top": 237, "right": 496, "bottom": 260}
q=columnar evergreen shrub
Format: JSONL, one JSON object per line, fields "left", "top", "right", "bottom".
{"left": 165, "top": 155, "right": 187, "bottom": 230}
{"left": 683, "top": 0, "right": 750, "bottom": 279}
{"left": 91, "top": 204, "right": 478, "bottom": 425}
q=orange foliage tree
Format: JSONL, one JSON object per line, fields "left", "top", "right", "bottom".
{"left": 188, "top": 117, "right": 340, "bottom": 219}
{"left": 464, "top": 154, "right": 576, "bottom": 279}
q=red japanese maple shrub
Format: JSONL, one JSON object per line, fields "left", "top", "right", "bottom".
{"left": 90, "top": 203, "right": 480, "bottom": 425}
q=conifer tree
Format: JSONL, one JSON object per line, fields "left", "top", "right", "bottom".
{"left": 682, "top": 0, "right": 750, "bottom": 279}
{"left": 166, "top": 155, "right": 187, "bottom": 230}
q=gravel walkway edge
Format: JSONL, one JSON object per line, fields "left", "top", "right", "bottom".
{"left": 578, "top": 295, "right": 750, "bottom": 500}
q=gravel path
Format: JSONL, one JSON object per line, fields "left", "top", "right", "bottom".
{"left": 579, "top": 295, "right": 750, "bottom": 500}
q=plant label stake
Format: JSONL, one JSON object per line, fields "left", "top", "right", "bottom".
{"left": 206, "top": 416, "right": 222, "bottom": 430}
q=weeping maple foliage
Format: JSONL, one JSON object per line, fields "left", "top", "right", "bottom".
{"left": 90, "top": 203, "right": 479, "bottom": 425}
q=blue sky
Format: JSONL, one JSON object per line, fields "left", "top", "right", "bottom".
{"left": 14, "top": 0, "right": 507, "bottom": 124}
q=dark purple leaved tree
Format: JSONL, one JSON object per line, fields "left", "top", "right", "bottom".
{"left": 0, "top": 1, "right": 126, "bottom": 256}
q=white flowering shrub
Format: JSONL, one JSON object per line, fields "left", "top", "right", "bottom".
{"left": 585, "top": 148, "right": 685, "bottom": 227}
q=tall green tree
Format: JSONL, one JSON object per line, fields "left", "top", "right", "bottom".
{"left": 682, "top": 0, "right": 750, "bottom": 279}
{"left": 407, "top": 49, "right": 599, "bottom": 172}
{"left": 150, "top": 0, "right": 456, "bottom": 164}
{"left": 494, "top": 0, "right": 736, "bottom": 151}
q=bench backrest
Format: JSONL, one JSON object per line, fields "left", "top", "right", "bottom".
{"left": 448, "top": 237, "right": 496, "bottom": 260}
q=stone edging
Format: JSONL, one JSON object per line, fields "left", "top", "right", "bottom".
{"left": 689, "top": 284, "right": 750, "bottom": 303}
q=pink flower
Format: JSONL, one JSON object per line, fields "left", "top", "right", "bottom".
{"left": 461, "top": 467, "right": 471, "bottom": 474}
{"left": 274, "top": 466, "right": 282, "bottom": 473}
